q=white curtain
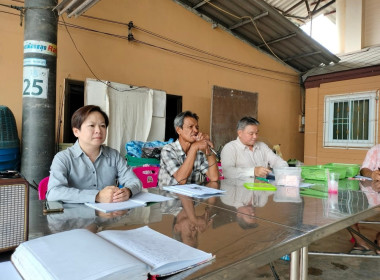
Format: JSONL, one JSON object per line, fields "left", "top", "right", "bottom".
{"left": 107, "top": 82, "right": 153, "bottom": 158}
{"left": 84, "top": 79, "right": 166, "bottom": 157}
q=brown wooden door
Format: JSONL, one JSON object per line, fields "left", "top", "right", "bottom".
{"left": 211, "top": 86, "right": 258, "bottom": 151}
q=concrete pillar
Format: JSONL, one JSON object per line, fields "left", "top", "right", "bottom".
{"left": 345, "top": 0, "right": 363, "bottom": 52}
{"left": 336, "top": 0, "right": 346, "bottom": 54}
{"left": 21, "top": 0, "right": 58, "bottom": 184}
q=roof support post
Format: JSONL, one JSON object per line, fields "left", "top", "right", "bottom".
{"left": 21, "top": 0, "right": 58, "bottom": 184}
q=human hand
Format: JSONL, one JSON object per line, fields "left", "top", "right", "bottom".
{"left": 371, "top": 180, "right": 380, "bottom": 192}
{"left": 254, "top": 166, "right": 271, "bottom": 178}
{"left": 112, "top": 187, "right": 132, "bottom": 202}
{"left": 371, "top": 170, "right": 380, "bottom": 181}
{"left": 193, "top": 132, "right": 214, "bottom": 155}
{"left": 96, "top": 210, "right": 128, "bottom": 218}
{"left": 95, "top": 186, "right": 119, "bottom": 203}
{"left": 190, "top": 213, "right": 213, "bottom": 233}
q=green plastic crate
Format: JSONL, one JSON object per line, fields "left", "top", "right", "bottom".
{"left": 324, "top": 163, "right": 360, "bottom": 178}
{"left": 301, "top": 165, "right": 346, "bottom": 181}
{"left": 303, "top": 178, "right": 359, "bottom": 191}
{"left": 126, "top": 155, "right": 160, "bottom": 167}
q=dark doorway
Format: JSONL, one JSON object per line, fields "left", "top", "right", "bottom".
{"left": 63, "top": 79, "right": 84, "bottom": 143}
{"left": 165, "top": 94, "right": 182, "bottom": 141}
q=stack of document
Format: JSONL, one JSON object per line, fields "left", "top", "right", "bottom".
{"left": 163, "top": 184, "right": 225, "bottom": 198}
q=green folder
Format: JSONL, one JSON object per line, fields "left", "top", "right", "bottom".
{"left": 244, "top": 183, "right": 277, "bottom": 191}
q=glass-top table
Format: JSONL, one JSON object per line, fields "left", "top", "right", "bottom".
{"left": 26, "top": 178, "right": 380, "bottom": 279}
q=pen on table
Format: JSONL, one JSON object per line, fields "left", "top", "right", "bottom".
{"left": 256, "top": 176, "right": 269, "bottom": 183}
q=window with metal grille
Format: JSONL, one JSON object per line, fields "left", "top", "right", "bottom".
{"left": 324, "top": 91, "right": 377, "bottom": 148}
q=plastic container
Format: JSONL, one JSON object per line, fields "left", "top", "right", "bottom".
{"left": 0, "top": 105, "right": 19, "bottom": 149}
{"left": 324, "top": 163, "right": 360, "bottom": 178}
{"left": 327, "top": 172, "right": 339, "bottom": 194}
{"left": 274, "top": 186, "right": 302, "bottom": 203}
{"left": 133, "top": 166, "right": 160, "bottom": 188}
{"left": 126, "top": 155, "right": 160, "bottom": 167}
{"left": 301, "top": 165, "right": 346, "bottom": 181}
{"left": 273, "top": 167, "right": 301, "bottom": 187}
{"left": 0, "top": 147, "right": 20, "bottom": 171}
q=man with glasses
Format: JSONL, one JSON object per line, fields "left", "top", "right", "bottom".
{"left": 158, "top": 111, "right": 219, "bottom": 187}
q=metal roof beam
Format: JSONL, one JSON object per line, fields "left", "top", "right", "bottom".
{"left": 313, "top": 0, "right": 335, "bottom": 16}
{"left": 283, "top": 51, "right": 322, "bottom": 62}
{"left": 283, "top": 0, "right": 305, "bottom": 15}
{"left": 311, "top": 0, "right": 321, "bottom": 13}
{"left": 257, "top": 32, "right": 297, "bottom": 47}
{"left": 283, "top": 0, "right": 335, "bottom": 21}
{"left": 229, "top": 11, "right": 268, "bottom": 30}
{"left": 193, "top": 0, "right": 211, "bottom": 10}
{"left": 305, "top": 0, "right": 311, "bottom": 14}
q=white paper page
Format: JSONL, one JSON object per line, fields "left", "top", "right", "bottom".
{"left": 85, "top": 193, "right": 173, "bottom": 213}
{"left": 98, "top": 226, "right": 212, "bottom": 276}
{"left": 130, "top": 192, "right": 174, "bottom": 204}
{"left": 11, "top": 229, "right": 147, "bottom": 280}
{"left": 163, "top": 184, "right": 225, "bottom": 198}
{"left": 0, "top": 261, "right": 22, "bottom": 280}
{"left": 85, "top": 200, "right": 144, "bottom": 213}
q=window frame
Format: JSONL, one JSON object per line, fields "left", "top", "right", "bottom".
{"left": 323, "top": 91, "right": 377, "bottom": 148}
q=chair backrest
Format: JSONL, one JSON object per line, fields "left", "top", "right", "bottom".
{"left": 38, "top": 176, "right": 49, "bottom": 200}
{"left": 133, "top": 166, "right": 160, "bottom": 188}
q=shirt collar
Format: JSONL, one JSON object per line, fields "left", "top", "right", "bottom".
{"left": 236, "top": 137, "right": 259, "bottom": 151}
{"left": 71, "top": 140, "right": 108, "bottom": 158}
{"left": 174, "top": 139, "right": 186, "bottom": 156}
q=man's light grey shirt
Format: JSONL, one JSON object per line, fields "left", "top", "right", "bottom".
{"left": 221, "top": 138, "right": 288, "bottom": 179}
{"left": 47, "top": 141, "right": 142, "bottom": 203}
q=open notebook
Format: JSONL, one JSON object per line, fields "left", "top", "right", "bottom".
{"left": 11, "top": 226, "right": 213, "bottom": 279}
{"left": 85, "top": 192, "right": 173, "bottom": 213}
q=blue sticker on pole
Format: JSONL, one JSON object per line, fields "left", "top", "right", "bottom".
{"left": 23, "top": 58, "right": 47, "bottom": 67}
{"left": 23, "top": 67, "right": 49, "bottom": 99}
{"left": 24, "top": 40, "right": 57, "bottom": 56}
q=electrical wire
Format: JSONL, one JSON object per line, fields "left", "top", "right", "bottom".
{"left": 81, "top": 12, "right": 297, "bottom": 77}
{"left": 1, "top": 3, "right": 299, "bottom": 84}
{"left": 132, "top": 38, "right": 299, "bottom": 84}
{"left": 60, "top": 15, "right": 145, "bottom": 92}
{"left": 132, "top": 24, "right": 296, "bottom": 78}
{"left": 58, "top": 17, "right": 300, "bottom": 84}
{"left": 205, "top": 1, "right": 283, "bottom": 62}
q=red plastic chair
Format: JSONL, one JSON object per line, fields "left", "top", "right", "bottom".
{"left": 38, "top": 176, "right": 49, "bottom": 200}
{"left": 133, "top": 166, "right": 160, "bottom": 188}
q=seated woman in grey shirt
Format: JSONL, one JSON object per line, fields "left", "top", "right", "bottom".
{"left": 46, "top": 105, "right": 142, "bottom": 203}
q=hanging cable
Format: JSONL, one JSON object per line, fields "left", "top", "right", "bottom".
{"left": 132, "top": 24, "right": 296, "bottom": 78}
{"left": 83, "top": 15, "right": 296, "bottom": 77}
{"left": 1, "top": 4, "right": 299, "bottom": 84}
{"left": 60, "top": 15, "right": 146, "bottom": 92}
{"left": 131, "top": 38, "right": 299, "bottom": 84}
{"left": 205, "top": 1, "right": 284, "bottom": 62}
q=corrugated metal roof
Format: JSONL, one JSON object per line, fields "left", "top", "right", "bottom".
{"left": 174, "top": 0, "right": 339, "bottom": 73}
{"left": 302, "top": 45, "right": 380, "bottom": 80}
{"left": 264, "top": 0, "right": 336, "bottom": 26}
